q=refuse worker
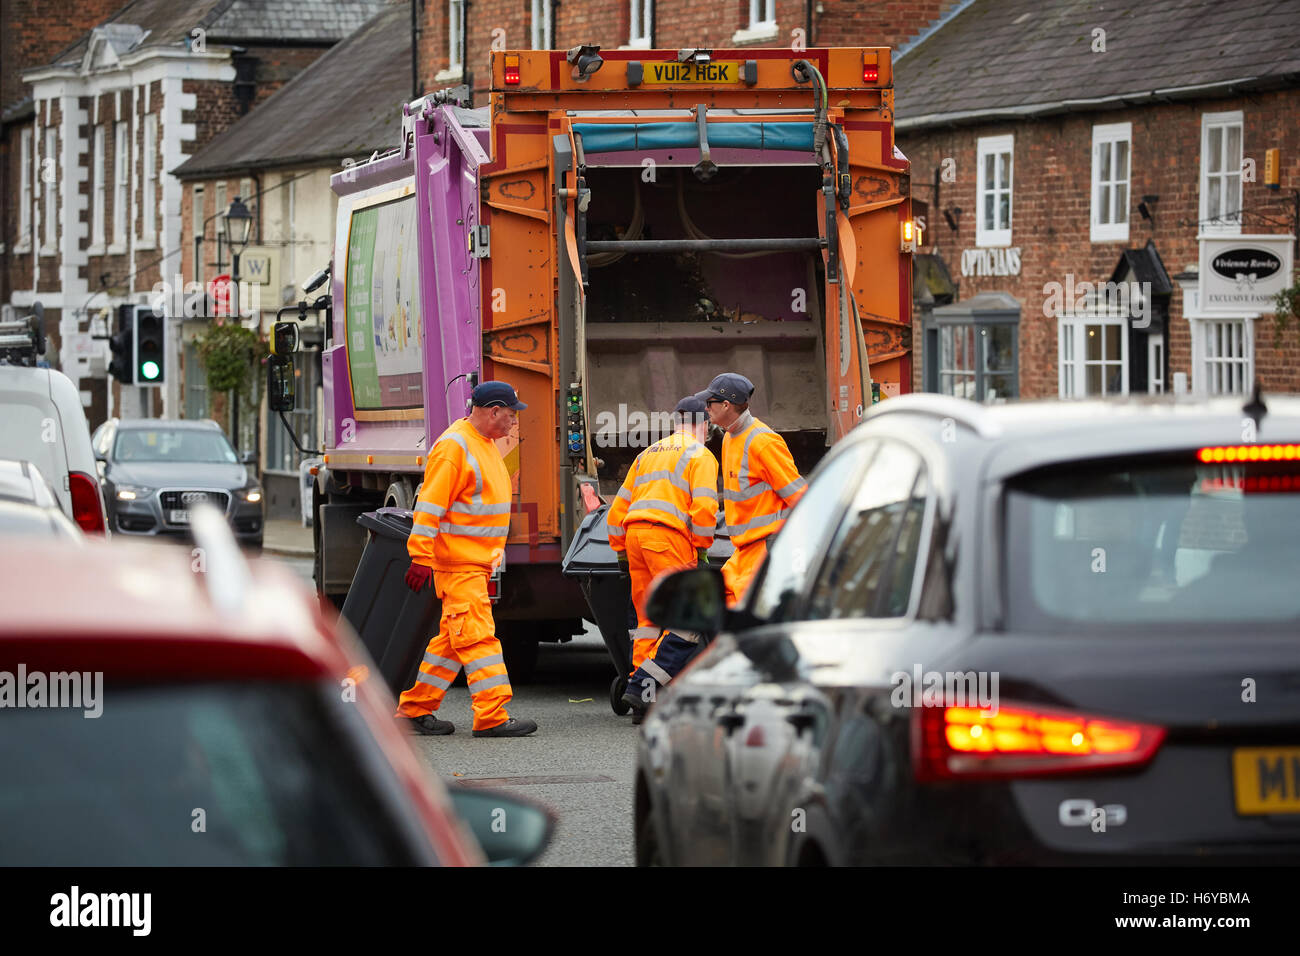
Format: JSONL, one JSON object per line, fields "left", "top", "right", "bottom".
{"left": 395, "top": 381, "right": 538, "bottom": 738}
{"left": 703, "top": 372, "right": 807, "bottom": 606}
{"left": 605, "top": 395, "right": 719, "bottom": 702}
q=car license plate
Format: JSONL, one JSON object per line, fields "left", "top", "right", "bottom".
{"left": 168, "top": 509, "right": 190, "bottom": 524}
{"left": 1232, "top": 747, "right": 1300, "bottom": 814}
{"left": 642, "top": 61, "right": 742, "bottom": 85}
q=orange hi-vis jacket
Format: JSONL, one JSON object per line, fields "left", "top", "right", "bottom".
{"left": 722, "top": 412, "right": 807, "bottom": 548}
{"left": 408, "top": 418, "right": 511, "bottom": 572}
{"left": 606, "top": 430, "right": 719, "bottom": 552}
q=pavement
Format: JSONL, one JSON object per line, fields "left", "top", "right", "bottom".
{"left": 263, "top": 517, "right": 314, "bottom": 556}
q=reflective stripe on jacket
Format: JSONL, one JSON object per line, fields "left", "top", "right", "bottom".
{"left": 408, "top": 418, "right": 511, "bottom": 572}
{"left": 606, "top": 430, "right": 719, "bottom": 551}
{"left": 721, "top": 412, "right": 806, "bottom": 548}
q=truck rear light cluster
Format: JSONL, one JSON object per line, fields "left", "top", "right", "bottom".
{"left": 862, "top": 64, "right": 879, "bottom": 83}
{"left": 68, "top": 472, "right": 106, "bottom": 535}
{"left": 914, "top": 701, "right": 1165, "bottom": 781}
{"left": 504, "top": 54, "right": 521, "bottom": 86}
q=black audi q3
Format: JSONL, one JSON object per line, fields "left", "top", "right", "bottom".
{"left": 93, "top": 418, "right": 264, "bottom": 551}
{"left": 635, "top": 392, "right": 1300, "bottom": 866}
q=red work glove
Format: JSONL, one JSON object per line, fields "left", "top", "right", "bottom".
{"left": 405, "top": 562, "right": 432, "bottom": 593}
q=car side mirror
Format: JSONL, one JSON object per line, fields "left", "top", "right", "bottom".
{"left": 239, "top": 451, "right": 256, "bottom": 465}
{"left": 646, "top": 567, "right": 727, "bottom": 635}
{"left": 447, "top": 787, "right": 555, "bottom": 866}
{"left": 267, "top": 356, "right": 295, "bottom": 412}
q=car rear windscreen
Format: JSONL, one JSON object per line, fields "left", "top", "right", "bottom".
{"left": 1004, "top": 455, "right": 1300, "bottom": 629}
{"left": 0, "top": 680, "right": 431, "bottom": 865}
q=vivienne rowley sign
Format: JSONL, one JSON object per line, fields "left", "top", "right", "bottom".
{"left": 1199, "top": 235, "right": 1294, "bottom": 314}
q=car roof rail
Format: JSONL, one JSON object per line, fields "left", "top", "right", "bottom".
{"left": 863, "top": 393, "right": 1002, "bottom": 439}
{"left": 190, "top": 503, "right": 250, "bottom": 616}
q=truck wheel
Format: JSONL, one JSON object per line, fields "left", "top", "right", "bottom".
{"left": 383, "top": 479, "right": 414, "bottom": 511}
{"left": 501, "top": 633, "right": 540, "bottom": 684}
{"left": 312, "top": 482, "right": 346, "bottom": 612}
{"left": 610, "top": 675, "right": 630, "bottom": 715}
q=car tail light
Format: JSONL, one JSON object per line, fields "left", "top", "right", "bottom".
{"left": 68, "top": 471, "right": 106, "bottom": 534}
{"left": 504, "top": 54, "right": 521, "bottom": 86}
{"left": 914, "top": 701, "right": 1165, "bottom": 781}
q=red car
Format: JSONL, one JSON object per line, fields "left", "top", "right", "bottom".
{"left": 0, "top": 522, "right": 551, "bottom": 866}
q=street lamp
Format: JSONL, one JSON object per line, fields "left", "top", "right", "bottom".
{"left": 223, "top": 196, "right": 253, "bottom": 316}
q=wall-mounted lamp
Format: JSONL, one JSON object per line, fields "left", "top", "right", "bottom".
{"left": 1137, "top": 194, "right": 1159, "bottom": 223}
{"left": 943, "top": 207, "right": 962, "bottom": 232}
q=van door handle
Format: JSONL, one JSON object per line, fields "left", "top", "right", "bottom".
{"left": 717, "top": 711, "right": 745, "bottom": 733}
{"left": 786, "top": 712, "right": 816, "bottom": 734}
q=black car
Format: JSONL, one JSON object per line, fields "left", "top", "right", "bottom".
{"left": 636, "top": 392, "right": 1300, "bottom": 866}
{"left": 93, "top": 418, "right": 263, "bottom": 549}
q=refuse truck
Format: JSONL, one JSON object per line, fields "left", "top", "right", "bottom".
{"left": 286, "top": 45, "right": 914, "bottom": 675}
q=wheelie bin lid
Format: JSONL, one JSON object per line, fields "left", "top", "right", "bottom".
{"left": 561, "top": 503, "right": 734, "bottom": 577}
{"left": 357, "top": 506, "right": 416, "bottom": 539}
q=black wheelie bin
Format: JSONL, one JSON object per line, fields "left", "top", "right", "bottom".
{"left": 340, "top": 507, "right": 439, "bottom": 698}
{"left": 562, "top": 503, "right": 734, "bottom": 714}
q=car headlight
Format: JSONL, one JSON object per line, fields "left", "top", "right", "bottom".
{"left": 115, "top": 484, "right": 153, "bottom": 501}
{"left": 241, "top": 487, "right": 263, "bottom": 503}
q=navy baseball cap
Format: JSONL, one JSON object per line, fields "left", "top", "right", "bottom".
{"left": 702, "top": 372, "right": 754, "bottom": 405}
{"left": 471, "top": 381, "right": 527, "bottom": 410}
{"left": 674, "top": 394, "right": 708, "bottom": 416}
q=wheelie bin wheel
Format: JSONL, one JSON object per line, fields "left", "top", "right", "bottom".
{"left": 610, "top": 675, "right": 630, "bottom": 715}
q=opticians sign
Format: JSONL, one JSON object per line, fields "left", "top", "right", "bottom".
{"left": 1199, "top": 235, "right": 1294, "bottom": 314}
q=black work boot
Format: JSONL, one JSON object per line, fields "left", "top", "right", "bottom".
{"left": 621, "top": 691, "right": 649, "bottom": 725}
{"left": 472, "top": 717, "right": 539, "bottom": 738}
{"left": 403, "top": 714, "right": 455, "bottom": 736}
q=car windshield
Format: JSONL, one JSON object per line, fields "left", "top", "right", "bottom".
{"left": 0, "top": 680, "right": 432, "bottom": 865}
{"left": 112, "top": 429, "right": 237, "bottom": 464}
{"left": 1004, "top": 456, "right": 1300, "bottom": 630}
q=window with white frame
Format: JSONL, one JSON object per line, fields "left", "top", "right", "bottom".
{"left": 19, "top": 128, "right": 32, "bottom": 247}
{"left": 938, "top": 324, "right": 977, "bottom": 400}
{"left": 749, "top": 0, "right": 775, "bottom": 31}
{"left": 43, "top": 128, "right": 57, "bottom": 250}
{"left": 142, "top": 113, "right": 157, "bottom": 240}
{"left": 1059, "top": 306, "right": 1128, "bottom": 398}
{"left": 531, "top": 0, "right": 553, "bottom": 49}
{"left": 1201, "top": 111, "right": 1242, "bottom": 233}
{"left": 92, "top": 126, "right": 106, "bottom": 247}
{"left": 1199, "top": 317, "right": 1252, "bottom": 395}
{"left": 448, "top": 0, "right": 464, "bottom": 74}
{"left": 192, "top": 186, "right": 204, "bottom": 284}
{"left": 976, "top": 134, "right": 1013, "bottom": 247}
{"left": 628, "top": 0, "right": 652, "bottom": 47}
{"left": 1148, "top": 337, "right": 1165, "bottom": 394}
{"left": 113, "top": 122, "right": 128, "bottom": 245}
{"left": 1091, "top": 122, "right": 1130, "bottom": 243}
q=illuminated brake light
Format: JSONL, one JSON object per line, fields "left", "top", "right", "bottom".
{"left": 863, "top": 64, "right": 879, "bottom": 83}
{"left": 1197, "top": 444, "right": 1300, "bottom": 463}
{"left": 68, "top": 471, "right": 106, "bottom": 535}
{"left": 914, "top": 701, "right": 1164, "bottom": 781}
{"left": 504, "top": 54, "right": 521, "bottom": 85}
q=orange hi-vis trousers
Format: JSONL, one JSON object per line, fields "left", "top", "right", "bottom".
{"left": 396, "top": 571, "right": 512, "bottom": 732}
{"left": 721, "top": 537, "right": 769, "bottom": 607}
{"left": 625, "top": 522, "right": 696, "bottom": 673}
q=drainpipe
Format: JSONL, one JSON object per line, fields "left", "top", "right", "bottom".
{"left": 411, "top": 0, "right": 420, "bottom": 99}
{"left": 463, "top": 0, "right": 473, "bottom": 105}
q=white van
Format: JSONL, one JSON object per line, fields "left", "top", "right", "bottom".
{"left": 0, "top": 364, "right": 108, "bottom": 535}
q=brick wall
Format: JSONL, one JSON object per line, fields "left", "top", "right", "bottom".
{"left": 419, "top": 0, "right": 947, "bottom": 99}
{"left": 899, "top": 87, "right": 1300, "bottom": 399}
{"left": 0, "top": 0, "right": 122, "bottom": 109}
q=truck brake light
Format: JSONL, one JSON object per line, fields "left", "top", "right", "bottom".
{"left": 863, "top": 64, "right": 879, "bottom": 83}
{"left": 504, "top": 54, "right": 521, "bottom": 86}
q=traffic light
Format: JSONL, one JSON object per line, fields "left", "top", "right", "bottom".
{"left": 134, "top": 307, "right": 165, "bottom": 385}
{"left": 108, "top": 304, "right": 135, "bottom": 384}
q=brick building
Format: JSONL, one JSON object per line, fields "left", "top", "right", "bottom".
{"left": 173, "top": 1, "right": 411, "bottom": 515}
{"left": 417, "top": 0, "right": 961, "bottom": 100}
{"left": 1, "top": 0, "right": 384, "bottom": 429}
{"left": 894, "top": 0, "right": 1300, "bottom": 401}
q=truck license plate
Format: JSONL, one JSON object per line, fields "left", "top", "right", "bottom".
{"left": 642, "top": 61, "right": 741, "bottom": 84}
{"left": 1232, "top": 747, "right": 1300, "bottom": 814}
{"left": 168, "top": 509, "right": 190, "bottom": 524}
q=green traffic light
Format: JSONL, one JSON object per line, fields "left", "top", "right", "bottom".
{"left": 140, "top": 361, "right": 161, "bottom": 381}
